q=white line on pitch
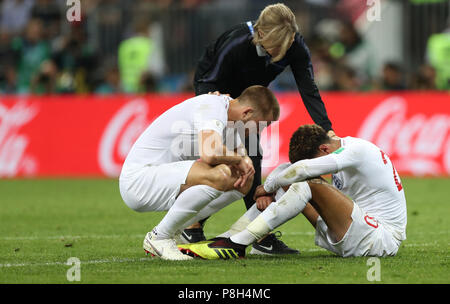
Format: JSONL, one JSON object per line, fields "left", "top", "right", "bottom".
{"left": 0, "top": 257, "right": 153, "bottom": 268}
{"left": 1, "top": 242, "right": 447, "bottom": 268}
{"left": 0, "top": 231, "right": 316, "bottom": 241}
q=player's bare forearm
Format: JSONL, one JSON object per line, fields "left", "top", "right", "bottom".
{"left": 204, "top": 153, "right": 243, "bottom": 166}
{"left": 199, "top": 130, "right": 243, "bottom": 166}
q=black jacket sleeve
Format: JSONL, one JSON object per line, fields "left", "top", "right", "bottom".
{"left": 290, "top": 36, "right": 333, "bottom": 132}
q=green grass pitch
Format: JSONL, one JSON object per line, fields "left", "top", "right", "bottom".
{"left": 0, "top": 177, "right": 448, "bottom": 284}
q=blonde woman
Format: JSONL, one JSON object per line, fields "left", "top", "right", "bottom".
{"left": 186, "top": 3, "right": 335, "bottom": 254}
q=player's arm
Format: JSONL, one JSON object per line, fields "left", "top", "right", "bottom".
{"left": 198, "top": 129, "right": 243, "bottom": 166}
{"left": 253, "top": 162, "right": 291, "bottom": 199}
{"left": 199, "top": 130, "right": 255, "bottom": 188}
{"left": 263, "top": 155, "right": 339, "bottom": 193}
{"left": 264, "top": 144, "right": 364, "bottom": 193}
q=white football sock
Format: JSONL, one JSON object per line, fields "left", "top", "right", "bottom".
{"left": 181, "top": 189, "right": 244, "bottom": 228}
{"left": 154, "top": 185, "right": 222, "bottom": 240}
{"left": 231, "top": 182, "right": 311, "bottom": 245}
{"left": 216, "top": 203, "right": 261, "bottom": 238}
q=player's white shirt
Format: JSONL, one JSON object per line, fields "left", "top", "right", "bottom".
{"left": 122, "top": 94, "right": 240, "bottom": 168}
{"left": 264, "top": 136, "right": 407, "bottom": 241}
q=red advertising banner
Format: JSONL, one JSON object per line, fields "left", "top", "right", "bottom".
{"left": 0, "top": 92, "right": 449, "bottom": 178}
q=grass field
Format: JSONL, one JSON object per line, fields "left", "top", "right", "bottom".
{"left": 0, "top": 177, "right": 448, "bottom": 284}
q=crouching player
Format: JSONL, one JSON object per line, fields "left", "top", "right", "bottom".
{"left": 119, "top": 85, "right": 279, "bottom": 260}
{"left": 182, "top": 124, "right": 407, "bottom": 259}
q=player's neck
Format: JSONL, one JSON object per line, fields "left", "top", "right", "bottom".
{"left": 227, "top": 99, "right": 242, "bottom": 121}
{"left": 330, "top": 138, "right": 342, "bottom": 151}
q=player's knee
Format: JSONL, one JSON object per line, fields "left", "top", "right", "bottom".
{"left": 206, "top": 164, "right": 233, "bottom": 191}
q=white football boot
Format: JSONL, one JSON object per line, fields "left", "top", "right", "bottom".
{"left": 143, "top": 229, "right": 193, "bottom": 261}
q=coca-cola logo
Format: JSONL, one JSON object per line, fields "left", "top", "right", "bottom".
{"left": 98, "top": 99, "right": 150, "bottom": 177}
{"left": 0, "top": 101, "right": 38, "bottom": 177}
{"left": 357, "top": 96, "right": 450, "bottom": 175}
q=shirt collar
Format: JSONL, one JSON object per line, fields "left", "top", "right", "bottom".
{"left": 256, "top": 44, "right": 268, "bottom": 57}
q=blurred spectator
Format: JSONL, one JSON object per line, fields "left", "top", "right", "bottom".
{"left": 308, "top": 35, "right": 335, "bottom": 91}
{"left": 0, "top": 0, "right": 35, "bottom": 36}
{"left": 0, "top": 1, "right": 447, "bottom": 94}
{"left": 11, "top": 18, "right": 50, "bottom": 93}
{"left": 334, "top": 21, "right": 376, "bottom": 86}
{"left": 178, "top": 68, "right": 195, "bottom": 92}
{"left": 372, "top": 62, "right": 406, "bottom": 91}
{"left": 52, "top": 25, "right": 98, "bottom": 93}
{"left": 30, "top": 0, "right": 62, "bottom": 41}
{"left": 118, "top": 18, "right": 163, "bottom": 93}
{"left": 0, "top": 30, "right": 15, "bottom": 83}
{"left": 139, "top": 71, "right": 157, "bottom": 93}
{"left": 426, "top": 28, "right": 450, "bottom": 90}
{"left": 95, "top": 66, "right": 121, "bottom": 94}
{"left": 30, "top": 59, "right": 59, "bottom": 94}
{"left": 90, "top": 0, "right": 125, "bottom": 56}
{"left": 330, "top": 64, "right": 361, "bottom": 91}
{"left": 0, "top": 65, "right": 17, "bottom": 93}
{"left": 411, "top": 64, "right": 437, "bottom": 90}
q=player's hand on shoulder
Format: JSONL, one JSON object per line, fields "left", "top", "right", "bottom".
{"left": 327, "top": 130, "right": 339, "bottom": 139}
{"left": 208, "top": 91, "right": 230, "bottom": 97}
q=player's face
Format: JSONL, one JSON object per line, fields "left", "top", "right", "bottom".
{"left": 240, "top": 111, "right": 273, "bottom": 137}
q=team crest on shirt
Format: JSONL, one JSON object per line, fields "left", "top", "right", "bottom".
{"left": 332, "top": 174, "right": 343, "bottom": 190}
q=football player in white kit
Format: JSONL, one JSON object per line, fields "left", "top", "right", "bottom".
{"left": 119, "top": 85, "right": 279, "bottom": 260}
{"left": 180, "top": 124, "right": 407, "bottom": 259}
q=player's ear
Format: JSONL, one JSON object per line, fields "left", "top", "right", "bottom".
{"left": 242, "top": 106, "right": 254, "bottom": 119}
{"left": 318, "top": 143, "right": 331, "bottom": 155}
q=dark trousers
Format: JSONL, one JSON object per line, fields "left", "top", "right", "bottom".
{"left": 243, "top": 134, "right": 262, "bottom": 210}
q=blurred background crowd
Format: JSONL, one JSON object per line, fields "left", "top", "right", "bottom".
{"left": 0, "top": 0, "right": 449, "bottom": 95}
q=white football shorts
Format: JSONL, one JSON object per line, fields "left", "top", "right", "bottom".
{"left": 314, "top": 202, "right": 402, "bottom": 257}
{"left": 119, "top": 160, "right": 196, "bottom": 212}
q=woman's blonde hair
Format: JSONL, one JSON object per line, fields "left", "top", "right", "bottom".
{"left": 252, "top": 3, "right": 298, "bottom": 62}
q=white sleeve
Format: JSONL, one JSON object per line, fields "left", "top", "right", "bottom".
{"left": 263, "top": 162, "right": 291, "bottom": 192}
{"left": 193, "top": 97, "right": 227, "bottom": 135}
{"left": 330, "top": 144, "right": 364, "bottom": 171}
{"left": 197, "top": 119, "right": 225, "bottom": 135}
{"left": 264, "top": 144, "right": 364, "bottom": 192}
{"left": 263, "top": 155, "right": 338, "bottom": 192}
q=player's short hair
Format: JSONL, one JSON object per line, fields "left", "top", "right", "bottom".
{"left": 289, "top": 124, "right": 330, "bottom": 163}
{"left": 237, "top": 85, "right": 280, "bottom": 121}
{"left": 252, "top": 3, "right": 299, "bottom": 62}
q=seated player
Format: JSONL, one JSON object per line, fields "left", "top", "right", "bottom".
{"left": 119, "top": 85, "right": 279, "bottom": 260}
{"left": 180, "top": 124, "right": 407, "bottom": 259}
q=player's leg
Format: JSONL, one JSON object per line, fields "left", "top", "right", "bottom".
{"left": 179, "top": 167, "right": 253, "bottom": 235}
{"left": 181, "top": 136, "right": 261, "bottom": 240}
{"left": 182, "top": 149, "right": 262, "bottom": 241}
{"left": 153, "top": 161, "right": 245, "bottom": 238}
{"left": 179, "top": 133, "right": 260, "bottom": 241}
{"left": 306, "top": 179, "right": 353, "bottom": 241}
{"left": 185, "top": 179, "right": 353, "bottom": 259}
{"left": 233, "top": 179, "right": 353, "bottom": 246}
{"left": 243, "top": 153, "right": 262, "bottom": 209}
{"left": 246, "top": 136, "right": 299, "bottom": 254}
{"left": 144, "top": 161, "right": 245, "bottom": 260}
{"left": 182, "top": 182, "right": 311, "bottom": 259}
